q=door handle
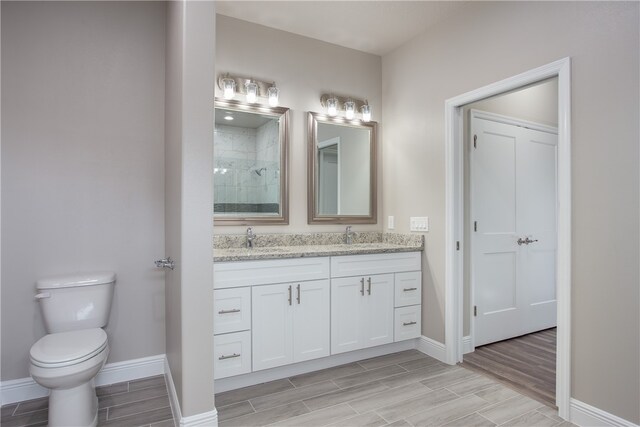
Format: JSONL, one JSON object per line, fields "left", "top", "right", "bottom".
{"left": 288, "top": 285, "right": 292, "bottom": 305}
{"left": 525, "top": 237, "right": 539, "bottom": 244}
{"left": 517, "top": 237, "right": 526, "bottom": 246}
{"left": 360, "top": 278, "right": 365, "bottom": 296}
{"left": 296, "top": 284, "right": 301, "bottom": 304}
{"left": 367, "top": 277, "right": 372, "bottom": 295}
{"left": 155, "top": 257, "right": 175, "bottom": 270}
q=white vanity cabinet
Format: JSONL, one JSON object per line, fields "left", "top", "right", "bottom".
{"left": 331, "top": 274, "right": 394, "bottom": 354}
{"left": 252, "top": 279, "right": 330, "bottom": 371}
{"left": 330, "top": 252, "right": 422, "bottom": 354}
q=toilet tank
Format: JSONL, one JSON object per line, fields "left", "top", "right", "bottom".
{"left": 36, "top": 272, "right": 116, "bottom": 333}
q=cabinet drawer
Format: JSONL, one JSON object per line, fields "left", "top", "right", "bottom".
{"left": 214, "top": 288, "right": 251, "bottom": 335}
{"left": 331, "top": 252, "right": 421, "bottom": 278}
{"left": 214, "top": 257, "right": 330, "bottom": 289}
{"left": 394, "top": 305, "right": 421, "bottom": 341}
{"left": 394, "top": 271, "right": 422, "bottom": 307}
{"left": 214, "top": 331, "right": 251, "bottom": 379}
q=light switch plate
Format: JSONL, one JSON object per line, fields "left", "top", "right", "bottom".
{"left": 388, "top": 216, "right": 395, "bottom": 230}
{"left": 410, "top": 216, "right": 429, "bottom": 232}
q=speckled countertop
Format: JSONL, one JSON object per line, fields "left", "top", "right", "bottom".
{"left": 214, "top": 232, "right": 424, "bottom": 262}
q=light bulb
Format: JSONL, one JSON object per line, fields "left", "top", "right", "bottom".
{"left": 245, "top": 81, "right": 258, "bottom": 103}
{"left": 222, "top": 78, "right": 235, "bottom": 100}
{"left": 267, "top": 86, "right": 279, "bottom": 107}
{"left": 361, "top": 104, "right": 371, "bottom": 122}
{"left": 345, "top": 101, "right": 355, "bottom": 120}
{"left": 327, "top": 97, "right": 338, "bottom": 116}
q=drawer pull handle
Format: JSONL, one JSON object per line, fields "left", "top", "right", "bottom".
{"left": 218, "top": 309, "right": 241, "bottom": 314}
{"left": 297, "top": 284, "right": 301, "bottom": 304}
{"left": 218, "top": 353, "right": 241, "bottom": 360}
{"left": 367, "top": 277, "right": 372, "bottom": 295}
{"left": 403, "top": 287, "right": 418, "bottom": 292}
{"left": 403, "top": 321, "right": 417, "bottom": 326}
{"left": 360, "top": 278, "right": 365, "bottom": 296}
{"left": 288, "top": 285, "right": 292, "bottom": 305}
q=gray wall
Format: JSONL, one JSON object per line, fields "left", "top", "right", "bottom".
{"left": 1, "top": 1, "right": 166, "bottom": 381}
{"left": 215, "top": 15, "right": 382, "bottom": 233}
{"left": 382, "top": 2, "right": 639, "bottom": 423}
{"left": 165, "top": 0, "right": 216, "bottom": 417}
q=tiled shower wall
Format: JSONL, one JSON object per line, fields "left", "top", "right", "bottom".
{"left": 214, "top": 121, "right": 280, "bottom": 207}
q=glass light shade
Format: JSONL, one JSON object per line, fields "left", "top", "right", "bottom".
{"left": 222, "top": 78, "right": 236, "bottom": 100}
{"left": 245, "top": 81, "right": 258, "bottom": 103}
{"left": 361, "top": 104, "right": 371, "bottom": 122}
{"left": 327, "top": 97, "right": 338, "bottom": 116}
{"left": 345, "top": 101, "right": 355, "bottom": 120}
{"left": 267, "top": 86, "right": 279, "bottom": 107}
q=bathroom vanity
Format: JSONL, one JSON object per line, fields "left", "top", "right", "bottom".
{"left": 212, "top": 236, "right": 423, "bottom": 390}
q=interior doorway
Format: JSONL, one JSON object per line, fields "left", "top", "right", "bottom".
{"left": 444, "top": 58, "right": 571, "bottom": 419}
{"left": 461, "top": 82, "right": 559, "bottom": 406}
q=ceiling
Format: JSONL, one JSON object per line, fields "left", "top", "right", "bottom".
{"left": 216, "top": 1, "right": 469, "bottom": 56}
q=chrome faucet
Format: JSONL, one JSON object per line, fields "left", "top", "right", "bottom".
{"left": 246, "top": 227, "right": 256, "bottom": 249}
{"left": 345, "top": 226, "right": 355, "bottom": 245}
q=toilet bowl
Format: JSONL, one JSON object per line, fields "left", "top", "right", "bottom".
{"left": 29, "top": 272, "right": 115, "bottom": 427}
{"left": 30, "top": 328, "right": 109, "bottom": 427}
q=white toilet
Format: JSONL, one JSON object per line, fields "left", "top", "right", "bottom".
{"left": 29, "top": 272, "right": 116, "bottom": 427}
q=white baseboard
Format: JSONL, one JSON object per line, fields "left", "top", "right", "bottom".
{"left": 1, "top": 354, "right": 165, "bottom": 406}
{"left": 463, "top": 335, "right": 473, "bottom": 354}
{"left": 416, "top": 336, "right": 448, "bottom": 363}
{"left": 570, "top": 399, "right": 639, "bottom": 427}
{"left": 215, "top": 339, "right": 416, "bottom": 393}
{"left": 165, "top": 357, "right": 218, "bottom": 427}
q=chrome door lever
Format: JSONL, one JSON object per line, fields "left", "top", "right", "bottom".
{"left": 517, "top": 237, "right": 526, "bottom": 246}
{"left": 524, "top": 237, "right": 539, "bottom": 244}
{"left": 155, "top": 257, "right": 175, "bottom": 270}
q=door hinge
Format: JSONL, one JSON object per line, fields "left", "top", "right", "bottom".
{"left": 474, "top": 305, "right": 477, "bottom": 317}
{"left": 456, "top": 241, "right": 460, "bottom": 251}
{"left": 473, "top": 134, "right": 477, "bottom": 148}
{"left": 474, "top": 221, "right": 477, "bottom": 232}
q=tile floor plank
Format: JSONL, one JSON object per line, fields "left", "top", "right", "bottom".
{"left": 219, "top": 401, "right": 308, "bottom": 427}
{"left": 101, "top": 405, "right": 173, "bottom": 426}
{"left": 357, "top": 350, "right": 426, "bottom": 370}
{"left": 98, "top": 384, "right": 168, "bottom": 409}
{"left": 500, "top": 409, "right": 559, "bottom": 427}
{"left": 303, "top": 381, "right": 389, "bottom": 411}
{"left": 478, "top": 395, "right": 543, "bottom": 425}
{"left": 445, "top": 375, "right": 497, "bottom": 396}
{"left": 215, "top": 378, "right": 295, "bottom": 407}
{"left": 217, "top": 401, "right": 255, "bottom": 422}
{"left": 271, "top": 403, "right": 357, "bottom": 426}
{"left": 332, "top": 364, "right": 406, "bottom": 389}
{"left": 474, "top": 384, "right": 520, "bottom": 405}
{"left": 375, "top": 388, "right": 459, "bottom": 423}
{"left": 441, "top": 412, "right": 496, "bottom": 427}
{"left": 328, "top": 411, "right": 387, "bottom": 427}
{"left": 249, "top": 380, "right": 339, "bottom": 411}
{"left": 405, "top": 394, "right": 490, "bottom": 426}
{"left": 107, "top": 395, "right": 171, "bottom": 421}
{"left": 13, "top": 398, "right": 48, "bottom": 415}
{"left": 419, "top": 368, "right": 478, "bottom": 390}
{"left": 289, "top": 363, "right": 366, "bottom": 388}
{"left": 128, "top": 375, "right": 166, "bottom": 392}
{"left": 347, "top": 382, "right": 431, "bottom": 414}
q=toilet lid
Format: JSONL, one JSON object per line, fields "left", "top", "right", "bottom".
{"left": 30, "top": 329, "right": 108, "bottom": 368}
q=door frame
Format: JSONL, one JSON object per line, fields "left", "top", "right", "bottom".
{"left": 468, "top": 109, "right": 559, "bottom": 350}
{"left": 444, "top": 57, "right": 571, "bottom": 418}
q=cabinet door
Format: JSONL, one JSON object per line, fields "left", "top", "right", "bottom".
{"left": 331, "top": 276, "right": 365, "bottom": 354}
{"left": 363, "top": 273, "right": 395, "bottom": 348}
{"left": 252, "top": 283, "right": 294, "bottom": 371}
{"left": 293, "top": 280, "right": 330, "bottom": 362}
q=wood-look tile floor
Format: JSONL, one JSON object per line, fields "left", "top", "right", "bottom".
{"left": 462, "top": 328, "right": 557, "bottom": 408}
{"left": 1, "top": 375, "right": 174, "bottom": 427}
{"left": 215, "top": 349, "right": 574, "bottom": 427}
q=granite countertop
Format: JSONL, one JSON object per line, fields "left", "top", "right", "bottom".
{"left": 213, "top": 232, "right": 424, "bottom": 262}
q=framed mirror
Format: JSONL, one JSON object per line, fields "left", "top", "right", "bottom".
{"left": 214, "top": 99, "right": 289, "bottom": 225}
{"left": 307, "top": 112, "right": 377, "bottom": 224}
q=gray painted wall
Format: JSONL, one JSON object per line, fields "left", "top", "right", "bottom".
{"left": 1, "top": 1, "right": 167, "bottom": 381}
{"left": 382, "top": 2, "right": 639, "bottom": 423}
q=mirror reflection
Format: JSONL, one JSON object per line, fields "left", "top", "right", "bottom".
{"left": 214, "top": 100, "right": 289, "bottom": 224}
{"left": 308, "top": 113, "right": 377, "bottom": 224}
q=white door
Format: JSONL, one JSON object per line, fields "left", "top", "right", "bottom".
{"left": 293, "top": 280, "right": 330, "bottom": 362}
{"left": 362, "top": 274, "right": 395, "bottom": 348}
{"left": 331, "top": 276, "right": 365, "bottom": 354}
{"left": 471, "top": 113, "right": 557, "bottom": 347}
{"left": 252, "top": 283, "right": 294, "bottom": 371}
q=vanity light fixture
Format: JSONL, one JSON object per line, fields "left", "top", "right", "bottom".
{"left": 327, "top": 97, "right": 338, "bottom": 117}
{"left": 320, "top": 94, "right": 371, "bottom": 121}
{"left": 245, "top": 81, "right": 258, "bottom": 103}
{"left": 217, "top": 73, "right": 280, "bottom": 107}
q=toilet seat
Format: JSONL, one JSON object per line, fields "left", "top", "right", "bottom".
{"left": 30, "top": 328, "right": 108, "bottom": 368}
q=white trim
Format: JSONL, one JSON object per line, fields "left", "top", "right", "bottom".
{"left": 570, "top": 398, "right": 639, "bottom": 427}
{"left": 444, "top": 57, "right": 572, "bottom": 419}
{"left": 165, "top": 357, "right": 182, "bottom": 427}
{"left": 0, "top": 354, "right": 165, "bottom": 405}
{"left": 215, "top": 339, "right": 415, "bottom": 393}
{"left": 462, "top": 336, "right": 473, "bottom": 354}
{"left": 180, "top": 410, "right": 219, "bottom": 427}
{"left": 416, "top": 336, "right": 447, "bottom": 363}
{"left": 470, "top": 109, "right": 559, "bottom": 135}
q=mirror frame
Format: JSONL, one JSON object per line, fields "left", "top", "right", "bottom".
{"left": 214, "top": 99, "right": 290, "bottom": 225}
{"left": 307, "top": 112, "right": 377, "bottom": 224}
